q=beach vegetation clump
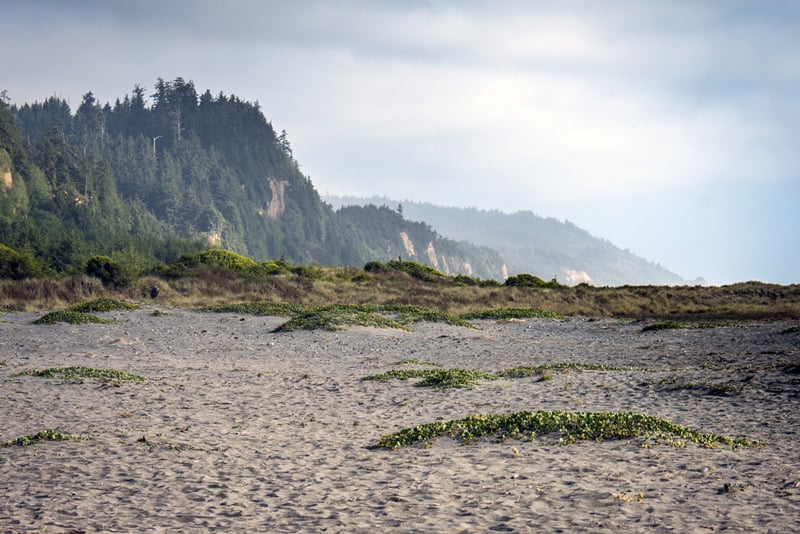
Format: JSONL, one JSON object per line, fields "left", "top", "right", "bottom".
{"left": 373, "top": 411, "right": 763, "bottom": 450}
{"left": 20, "top": 366, "right": 146, "bottom": 382}
{"left": 0, "top": 244, "right": 48, "bottom": 280}
{"left": 461, "top": 308, "right": 563, "bottom": 320}
{"left": 173, "top": 248, "right": 258, "bottom": 272}
{"left": 273, "top": 305, "right": 412, "bottom": 332}
{"left": 386, "top": 259, "right": 448, "bottom": 283}
{"left": 260, "top": 258, "right": 292, "bottom": 275}
{"left": 86, "top": 255, "right": 133, "bottom": 288}
{"left": 496, "top": 363, "right": 633, "bottom": 379}
{"left": 204, "top": 302, "right": 475, "bottom": 331}
{"left": 33, "top": 310, "right": 114, "bottom": 325}
{"left": 68, "top": 297, "right": 139, "bottom": 313}
{"left": 363, "top": 261, "right": 388, "bottom": 273}
{"left": 363, "top": 368, "right": 499, "bottom": 388}
{"left": 393, "top": 306, "right": 475, "bottom": 328}
{"left": 781, "top": 325, "right": 800, "bottom": 334}
{"left": 505, "top": 274, "right": 560, "bottom": 288}
{"left": 3, "top": 429, "right": 87, "bottom": 447}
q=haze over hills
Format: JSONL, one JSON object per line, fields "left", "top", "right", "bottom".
{"left": 326, "top": 195, "right": 692, "bottom": 286}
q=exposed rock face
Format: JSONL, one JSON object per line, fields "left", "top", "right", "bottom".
{"left": 1, "top": 148, "right": 12, "bottom": 192}
{"left": 266, "top": 179, "right": 289, "bottom": 220}
{"left": 425, "top": 242, "right": 439, "bottom": 269}
{"left": 399, "top": 231, "right": 416, "bottom": 257}
{"left": 207, "top": 231, "right": 222, "bottom": 246}
{"left": 564, "top": 269, "right": 592, "bottom": 284}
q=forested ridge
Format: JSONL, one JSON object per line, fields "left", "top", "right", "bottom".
{"left": 327, "top": 196, "right": 689, "bottom": 286}
{"left": 0, "top": 78, "right": 502, "bottom": 279}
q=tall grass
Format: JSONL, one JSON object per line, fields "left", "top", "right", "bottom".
{"left": 2, "top": 263, "right": 798, "bottom": 320}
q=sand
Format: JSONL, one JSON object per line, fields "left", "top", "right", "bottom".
{"left": 1, "top": 307, "right": 798, "bottom": 532}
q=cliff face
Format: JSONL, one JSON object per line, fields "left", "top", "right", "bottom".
{"left": 335, "top": 204, "right": 505, "bottom": 280}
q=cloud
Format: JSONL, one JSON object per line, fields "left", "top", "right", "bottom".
{"left": 3, "top": 0, "right": 799, "bottom": 282}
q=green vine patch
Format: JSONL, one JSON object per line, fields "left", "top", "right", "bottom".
{"left": 363, "top": 368, "right": 499, "bottom": 388}
{"left": 374, "top": 411, "right": 763, "bottom": 450}
{"left": 20, "top": 366, "right": 146, "bottom": 382}
{"left": 3, "top": 429, "right": 88, "bottom": 447}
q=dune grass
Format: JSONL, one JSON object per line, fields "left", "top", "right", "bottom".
{"left": 374, "top": 411, "right": 763, "bottom": 450}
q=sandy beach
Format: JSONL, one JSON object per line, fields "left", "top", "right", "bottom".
{"left": 1, "top": 306, "right": 798, "bottom": 532}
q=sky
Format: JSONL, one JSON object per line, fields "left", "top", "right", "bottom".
{"left": 3, "top": 0, "right": 799, "bottom": 285}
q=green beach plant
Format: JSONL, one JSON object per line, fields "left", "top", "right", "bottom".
{"left": 461, "top": 308, "right": 563, "bottom": 320}
{"left": 373, "top": 411, "right": 763, "bottom": 450}
{"left": 3, "top": 429, "right": 87, "bottom": 447}
{"left": 33, "top": 310, "right": 114, "bottom": 325}
{"left": 68, "top": 297, "right": 139, "bottom": 313}
{"left": 496, "top": 363, "right": 634, "bottom": 379}
{"left": 363, "top": 368, "right": 499, "bottom": 388}
{"left": 20, "top": 366, "right": 146, "bottom": 382}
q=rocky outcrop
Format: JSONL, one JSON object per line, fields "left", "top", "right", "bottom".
{"left": 266, "top": 179, "right": 289, "bottom": 220}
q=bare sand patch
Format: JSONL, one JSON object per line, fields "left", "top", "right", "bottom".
{"left": 1, "top": 309, "right": 798, "bottom": 531}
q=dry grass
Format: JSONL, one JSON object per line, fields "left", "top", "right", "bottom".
{"left": 1, "top": 267, "right": 798, "bottom": 320}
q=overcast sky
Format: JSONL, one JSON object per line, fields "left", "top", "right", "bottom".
{"left": 4, "top": 0, "right": 799, "bottom": 284}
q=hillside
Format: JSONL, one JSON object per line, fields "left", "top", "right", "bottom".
{"left": 0, "top": 79, "right": 501, "bottom": 279}
{"left": 326, "top": 196, "right": 689, "bottom": 286}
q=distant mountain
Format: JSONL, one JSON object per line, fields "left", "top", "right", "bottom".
{"left": 326, "top": 195, "right": 689, "bottom": 286}
{"left": 0, "top": 78, "right": 502, "bottom": 278}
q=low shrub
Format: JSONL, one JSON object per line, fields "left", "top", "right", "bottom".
{"left": 261, "top": 259, "right": 291, "bottom": 275}
{"left": 387, "top": 260, "right": 447, "bottom": 282}
{"left": 364, "top": 261, "right": 387, "bottom": 273}
{"left": 462, "top": 308, "right": 563, "bottom": 320}
{"left": 0, "top": 244, "right": 46, "bottom": 280}
{"left": 33, "top": 310, "right": 114, "bottom": 325}
{"left": 172, "top": 249, "right": 258, "bottom": 272}
{"left": 68, "top": 297, "right": 139, "bottom": 313}
{"left": 505, "top": 273, "right": 559, "bottom": 288}
{"left": 86, "top": 255, "right": 132, "bottom": 288}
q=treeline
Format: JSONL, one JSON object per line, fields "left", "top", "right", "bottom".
{"left": 0, "top": 79, "right": 503, "bottom": 279}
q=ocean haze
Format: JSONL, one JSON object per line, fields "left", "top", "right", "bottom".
{"left": 3, "top": 1, "right": 799, "bottom": 284}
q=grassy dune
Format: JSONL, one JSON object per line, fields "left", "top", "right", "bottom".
{"left": 1, "top": 261, "right": 798, "bottom": 320}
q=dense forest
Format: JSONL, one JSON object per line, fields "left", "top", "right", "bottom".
{"left": 0, "top": 79, "right": 502, "bottom": 279}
